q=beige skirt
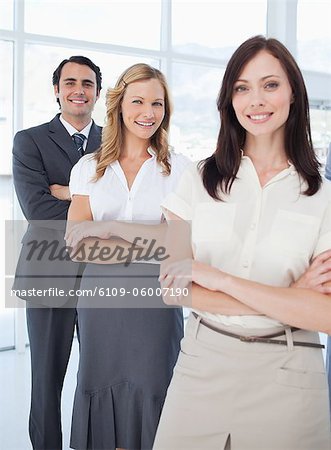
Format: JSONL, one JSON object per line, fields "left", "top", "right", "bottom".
{"left": 153, "top": 313, "right": 331, "bottom": 450}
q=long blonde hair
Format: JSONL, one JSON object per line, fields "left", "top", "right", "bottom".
{"left": 93, "top": 63, "right": 173, "bottom": 181}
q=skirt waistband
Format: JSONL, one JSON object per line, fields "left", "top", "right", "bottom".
{"left": 191, "top": 312, "right": 324, "bottom": 349}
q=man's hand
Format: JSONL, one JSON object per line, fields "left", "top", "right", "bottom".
{"left": 49, "top": 184, "right": 71, "bottom": 201}
{"left": 292, "top": 249, "right": 331, "bottom": 294}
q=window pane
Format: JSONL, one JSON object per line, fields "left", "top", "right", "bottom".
{"left": 310, "top": 106, "right": 331, "bottom": 170}
{"left": 25, "top": 0, "right": 161, "bottom": 50}
{"left": 0, "top": 176, "right": 15, "bottom": 349}
{"left": 0, "top": 309, "right": 15, "bottom": 349}
{"left": 171, "top": 63, "right": 223, "bottom": 160}
{"left": 0, "top": 40, "right": 14, "bottom": 349}
{"left": 24, "top": 44, "right": 159, "bottom": 128}
{"left": 297, "top": 0, "right": 331, "bottom": 73}
{"left": 0, "top": 0, "right": 14, "bottom": 30}
{"left": 0, "top": 175, "right": 14, "bottom": 349}
{"left": 0, "top": 41, "right": 13, "bottom": 175}
{"left": 172, "top": 0, "right": 267, "bottom": 59}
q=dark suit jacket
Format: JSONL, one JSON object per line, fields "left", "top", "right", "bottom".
{"left": 12, "top": 113, "right": 102, "bottom": 306}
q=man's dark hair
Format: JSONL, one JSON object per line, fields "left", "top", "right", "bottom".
{"left": 52, "top": 55, "right": 102, "bottom": 106}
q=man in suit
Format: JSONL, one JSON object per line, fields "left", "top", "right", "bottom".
{"left": 12, "top": 55, "right": 102, "bottom": 450}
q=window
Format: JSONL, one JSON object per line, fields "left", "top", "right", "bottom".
{"left": 0, "top": 0, "right": 14, "bottom": 30}
{"left": 0, "top": 40, "right": 14, "bottom": 349}
{"left": 310, "top": 105, "right": 331, "bottom": 169}
{"left": 297, "top": 0, "right": 331, "bottom": 170}
{"left": 25, "top": 0, "right": 162, "bottom": 50}
{"left": 172, "top": 0, "right": 267, "bottom": 58}
{"left": 171, "top": 63, "right": 223, "bottom": 160}
{"left": 297, "top": 0, "right": 331, "bottom": 74}
{"left": 0, "top": 41, "right": 14, "bottom": 175}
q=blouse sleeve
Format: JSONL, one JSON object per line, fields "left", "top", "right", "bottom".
{"left": 171, "top": 152, "right": 192, "bottom": 177}
{"left": 313, "top": 200, "right": 331, "bottom": 257}
{"left": 161, "top": 163, "right": 196, "bottom": 221}
{"left": 69, "top": 155, "right": 96, "bottom": 197}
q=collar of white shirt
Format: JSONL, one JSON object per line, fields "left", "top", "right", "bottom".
{"left": 240, "top": 149, "right": 294, "bottom": 172}
{"left": 109, "top": 147, "right": 157, "bottom": 169}
{"left": 59, "top": 115, "right": 92, "bottom": 142}
{"left": 147, "top": 146, "right": 157, "bottom": 158}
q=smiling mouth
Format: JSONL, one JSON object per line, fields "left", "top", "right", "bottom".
{"left": 135, "top": 121, "right": 155, "bottom": 128}
{"left": 248, "top": 113, "right": 272, "bottom": 121}
{"left": 69, "top": 99, "right": 87, "bottom": 104}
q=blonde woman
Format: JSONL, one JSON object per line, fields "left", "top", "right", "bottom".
{"left": 66, "top": 64, "right": 190, "bottom": 450}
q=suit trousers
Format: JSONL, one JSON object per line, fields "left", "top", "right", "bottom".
{"left": 26, "top": 302, "right": 77, "bottom": 450}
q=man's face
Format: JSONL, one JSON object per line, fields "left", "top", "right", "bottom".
{"left": 54, "top": 62, "right": 99, "bottom": 123}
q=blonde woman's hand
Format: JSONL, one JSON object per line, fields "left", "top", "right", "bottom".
{"left": 49, "top": 184, "right": 71, "bottom": 201}
{"left": 65, "top": 221, "right": 112, "bottom": 249}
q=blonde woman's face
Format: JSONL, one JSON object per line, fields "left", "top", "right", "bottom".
{"left": 121, "top": 78, "right": 165, "bottom": 143}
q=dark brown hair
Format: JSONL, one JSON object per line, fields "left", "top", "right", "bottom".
{"left": 200, "top": 35, "right": 321, "bottom": 199}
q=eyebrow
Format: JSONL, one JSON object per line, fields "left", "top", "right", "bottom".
{"left": 63, "top": 77, "right": 95, "bottom": 84}
{"left": 235, "top": 75, "right": 281, "bottom": 82}
{"left": 131, "top": 96, "right": 164, "bottom": 101}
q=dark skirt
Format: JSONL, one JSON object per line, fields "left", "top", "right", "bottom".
{"left": 70, "top": 263, "right": 184, "bottom": 450}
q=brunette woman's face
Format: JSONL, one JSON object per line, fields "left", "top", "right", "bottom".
{"left": 232, "top": 50, "right": 293, "bottom": 140}
{"left": 121, "top": 78, "right": 165, "bottom": 143}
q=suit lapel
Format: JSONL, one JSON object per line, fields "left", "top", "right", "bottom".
{"left": 48, "top": 114, "right": 80, "bottom": 165}
{"left": 48, "top": 114, "right": 102, "bottom": 162}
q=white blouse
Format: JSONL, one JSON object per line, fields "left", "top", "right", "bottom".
{"left": 162, "top": 155, "right": 331, "bottom": 328}
{"left": 69, "top": 148, "right": 191, "bottom": 222}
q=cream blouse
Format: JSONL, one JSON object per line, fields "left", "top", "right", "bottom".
{"left": 162, "top": 155, "right": 331, "bottom": 328}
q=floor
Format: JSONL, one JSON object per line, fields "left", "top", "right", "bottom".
{"left": 0, "top": 333, "right": 328, "bottom": 450}
{"left": 0, "top": 339, "right": 79, "bottom": 450}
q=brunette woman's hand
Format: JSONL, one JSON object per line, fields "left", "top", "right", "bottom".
{"left": 292, "top": 249, "right": 331, "bottom": 294}
{"left": 159, "top": 258, "right": 191, "bottom": 305}
{"left": 159, "top": 259, "right": 226, "bottom": 305}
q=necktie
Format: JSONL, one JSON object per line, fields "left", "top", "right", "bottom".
{"left": 72, "top": 133, "right": 86, "bottom": 157}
